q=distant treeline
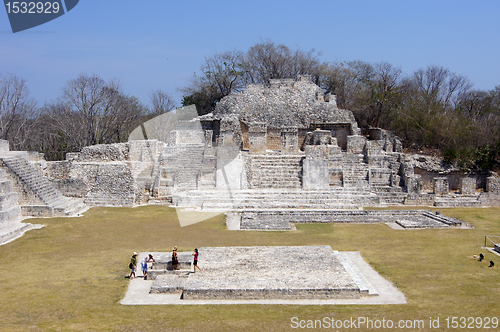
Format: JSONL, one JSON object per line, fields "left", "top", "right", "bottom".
{"left": 0, "top": 73, "right": 176, "bottom": 161}
{"left": 1, "top": 40, "right": 499, "bottom": 172}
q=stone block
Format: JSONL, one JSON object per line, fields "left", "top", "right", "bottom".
{"left": 0, "top": 140, "right": 9, "bottom": 152}
{"left": 216, "top": 147, "right": 243, "bottom": 190}
{"left": 303, "top": 159, "right": 329, "bottom": 190}
{"left": 225, "top": 212, "right": 241, "bottom": 230}
{"left": 281, "top": 126, "right": 298, "bottom": 153}
{"left": 460, "top": 177, "right": 476, "bottom": 195}
{"left": 173, "top": 129, "right": 205, "bottom": 145}
{"left": 365, "top": 140, "right": 384, "bottom": 155}
{"left": 312, "top": 129, "right": 332, "bottom": 145}
{"left": 21, "top": 205, "right": 54, "bottom": 217}
{"left": 305, "top": 145, "right": 341, "bottom": 160}
{"left": 406, "top": 175, "right": 422, "bottom": 194}
{"left": 346, "top": 135, "right": 366, "bottom": 154}
{"left": 84, "top": 163, "right": 135, "bottom": 206}
{"left": 128, "top": 140, "right": 160, "bottom": 162}
{"left": 248, "top": 123, "right": 267, "bottom": 154}
{"left": 433, "top": 177, "right": 449, "bottom": 196}
{"left": 78, "top": 144, "right": 127, "bottom": 162}
{"left": 486, "top": 176, "right": 500, "bottom": 193}
{"left": 404, "top": 193, "right": 435, "bottom": 205}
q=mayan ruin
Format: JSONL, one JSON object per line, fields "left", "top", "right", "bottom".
{"left": 1, "top": 75, "right": 499, "bottom": 240}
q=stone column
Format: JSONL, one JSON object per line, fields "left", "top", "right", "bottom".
{"left": 460, "top": 177, "right": 476, "bottom": 195}
{"left": 281, "top": 126, "right": 298, "bottom": 154}
{"left": 405, "top": 175, "right": 422, "bottom": 194}
{"left": 433, "top": 177, "right": 449, "bottom": 196}
{"left": 248, "top": 122, "right": 267, "bottom": 154}
{"left": 218, "top": 119, "right": 237, "bottom": 147}
{"left": 302, "top": 146, "right": 329, "bottom": 190}
{"left": 486, "top": 176, "right": 500, "bottom": 193}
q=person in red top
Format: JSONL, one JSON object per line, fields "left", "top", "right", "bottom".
{"left": 192, "top": 248, "right": 201, "bottom": 273}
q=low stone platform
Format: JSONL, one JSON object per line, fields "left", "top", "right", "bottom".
{"left": 228, "top": 209, "right": 465, "bottom": 230}
{"left": 150, "top": 246, "right": 374, "bottom": 300}
{"left": 121, "top": 250, "right": 406, "bottom": 305}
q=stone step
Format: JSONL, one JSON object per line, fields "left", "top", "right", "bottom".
{"left": 433, "top": 197, "right": 481, "bottom": 208}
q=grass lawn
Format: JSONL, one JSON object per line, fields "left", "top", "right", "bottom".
{"left": 0, "top": 205, "right": 499, "bottom": 331}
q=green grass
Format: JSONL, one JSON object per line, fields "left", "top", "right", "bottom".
{"left": 0, "top": 206, "right": 499, "bottom": 331}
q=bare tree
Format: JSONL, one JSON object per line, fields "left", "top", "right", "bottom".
{"left": 149, "top": 89, "right": 176, "bottom": 115}
{"left": 368, "top": 62, "right": 404, "bottom": 128}
{"left": 180, "top": 42, "right": 322, "bottom": 115}
{"left": 180, "top": 49, "right": 246, "bottom": 115}
{"left": 411, "top": 65, "right": 472, "bottom": 111}
{"left": 0, "top": 73, "right": 37, "bottom": 149}
{"left": 242, "top": 40, "right": 321, "bottom": 84}
{"left": 45, "top": 73, "right": 146, "bottom": 151}
{"left": 318, "top": 61, "right": 358, "bottom": 109}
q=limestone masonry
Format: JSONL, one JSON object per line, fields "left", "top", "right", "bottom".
{"left": 149, "top": 246, "right": 376, "bottom": 300}
{"left": 0, "top": 76, "right": 498, "bottom": 234}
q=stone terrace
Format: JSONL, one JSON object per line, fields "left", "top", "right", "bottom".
{"left": 226, "top": 209, "right": 465, "bottom": 230}
{"left": 150, "top": 246, "right": 375, "bottom": 300}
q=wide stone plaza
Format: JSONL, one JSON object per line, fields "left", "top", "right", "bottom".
{"left": 121, "top": 247, "right": 406, "bottom": 305}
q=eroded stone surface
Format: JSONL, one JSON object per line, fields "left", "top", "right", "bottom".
{"left": 151, "top": 246, "right": 374, "bottom": 300}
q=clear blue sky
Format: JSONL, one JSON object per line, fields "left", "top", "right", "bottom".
{"left": 1, "top": 0, "right": 499, "bottom": 108}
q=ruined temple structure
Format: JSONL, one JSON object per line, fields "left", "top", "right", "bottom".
{"left": 1, "top": 76, "right": 499, "bottom": 232}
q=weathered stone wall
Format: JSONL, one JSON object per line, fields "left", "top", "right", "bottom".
{"left": 78, "top": 143, "right": 128, "bottom": 162}
{"left": 214, "top": 76, "right": 360, "bottom": 134}
{"left": 84, "top": 163, "right": 135, "bottom": 206}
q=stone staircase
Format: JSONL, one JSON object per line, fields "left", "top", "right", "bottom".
{"left": 341, "top": 154, "right": 370, "bottom": 188}
{"left": 153, "top": 145, "right": 206, "bottom": 200}
{"left": 433, "top": 195, "right": 482, "bottom": 208}
{"left": 172, "top": 188, "right": 378, "bottom": 211}
{"left": 370, "top": 186, "right": 407, "bottom": 205}
{"left": 248, "top": 155, "right": 303, "bottom": 189}
{"left": 0, "top": 153, "right": 85, "bottom": 217}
